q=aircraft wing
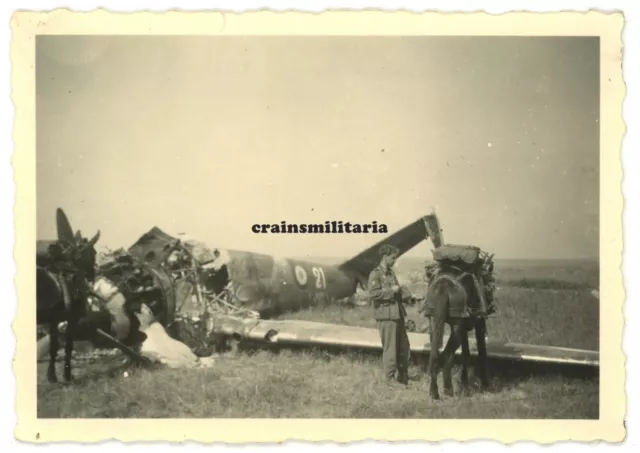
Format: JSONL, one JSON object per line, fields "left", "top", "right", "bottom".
{"left": 209, "top": 316, "right": 598, "bottom": 368}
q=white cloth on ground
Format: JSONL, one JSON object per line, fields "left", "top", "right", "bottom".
{"left": 136, "top": 303, "right": 215, "bottom": 369}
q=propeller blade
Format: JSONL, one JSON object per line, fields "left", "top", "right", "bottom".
{"left": 56, "top": 208, "right": 75, "bottom": 244}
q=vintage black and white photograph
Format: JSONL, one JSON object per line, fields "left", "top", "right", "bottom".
{"left": 12, "top": 10, "right": 625, "bottom": 444}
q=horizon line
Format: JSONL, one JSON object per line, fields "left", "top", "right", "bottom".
{"left": 290, "top": 255, "right": 600, "bottom": 262}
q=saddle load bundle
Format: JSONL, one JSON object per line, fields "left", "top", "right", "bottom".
{"left": 423, "top": 244, "right": 497, "bottom": 319}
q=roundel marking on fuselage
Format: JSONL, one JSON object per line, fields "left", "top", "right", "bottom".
{"left": 294, "top": 264, "right": 308, "bottom": 287}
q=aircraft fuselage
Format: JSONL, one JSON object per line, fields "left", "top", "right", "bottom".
{"left": 198, "top": 249, "right": 359, "bottom": 316}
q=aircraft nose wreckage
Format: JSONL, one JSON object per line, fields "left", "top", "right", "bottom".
{"left": 39, "top": 213, "right": 600, "bottom": 372}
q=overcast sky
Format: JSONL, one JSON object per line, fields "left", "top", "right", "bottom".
{"left": 36, "top": 36, "right": 599, "bottom": 260}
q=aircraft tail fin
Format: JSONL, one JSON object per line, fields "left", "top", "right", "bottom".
{"left": 337, "top": 213, "right": 444, "bottom": 288}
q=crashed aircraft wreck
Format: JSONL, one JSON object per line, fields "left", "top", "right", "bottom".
{"left": 38, "top": 213, "right": 600, "bottom": 371}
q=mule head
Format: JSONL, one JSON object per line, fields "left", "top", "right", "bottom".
{"left": 54, "top": 208, "right": 101, "bottom": 283}
{"left": 69, "top": 230, "right": 101, "bottom": 283}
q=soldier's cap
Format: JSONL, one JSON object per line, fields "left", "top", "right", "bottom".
{"left": 378, "top": 244, "right": 399, "bottom": 258}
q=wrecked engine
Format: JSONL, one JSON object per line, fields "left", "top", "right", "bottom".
{"left": 96, "top": 250, "right": 174, "bottom": 321}
{"left": 93, "top": 248, "right": 235, "bottom": 357}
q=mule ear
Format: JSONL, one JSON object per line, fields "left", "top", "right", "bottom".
{"left": 75, "top": 230, "right": 83, "bottom": 243}
{"left": 89, "top": 230, "right": 101, "bottom": 246}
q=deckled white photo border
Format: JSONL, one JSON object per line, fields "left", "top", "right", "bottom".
{"left": 7, "top": 5, "right": 627, "bottom": 445}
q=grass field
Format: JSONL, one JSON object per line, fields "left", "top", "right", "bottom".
{"left": 37, "top": 259, "right": 599, "bottom": 419}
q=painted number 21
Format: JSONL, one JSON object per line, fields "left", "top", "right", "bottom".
{"left": 312, "top": 267, "right": 326, "bottom": 290}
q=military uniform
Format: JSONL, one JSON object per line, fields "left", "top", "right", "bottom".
{"left": 368, "top": 264, "right": 410, "bottom": 384}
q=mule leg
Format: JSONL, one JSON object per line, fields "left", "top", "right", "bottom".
{"left": 428, "top": 319, "right": 448, "bottom": 400}
{"left": 428, "top": 349, "right": 442, "bottom": 399}
{"left": 47, "top": 320, "right": 59, "bottom": 383}
{"left": 442, "top": 323, "right": 463, "bottom": 397}
{"left": 428, "top": 284, "right": 456, "bottom": 400}
{"left": 421, "top": 317, "right": 434, "bottom": 375}
{"left": 474, "top": 318, "right": 489, "bottom": 389}
{"left": 63, "top": 318, "right": 75, "bottom": 382}
{"left": 442, "top": 353, "right": 455, "bottom": 396}
{"left": 442, "top": 321, "right": 458, "bottom": 396}
{"left": 459, "top": 323, "right": 471, "bottom": 395}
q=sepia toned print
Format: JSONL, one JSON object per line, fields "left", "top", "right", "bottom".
{"left": 12, "top": 10, "right": 625, "bottom": 443}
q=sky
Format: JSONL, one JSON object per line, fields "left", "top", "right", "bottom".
{"left": 36, "top": 36, "right": 599, "bottom": 260}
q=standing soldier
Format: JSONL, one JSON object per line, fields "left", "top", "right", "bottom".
{"left": 368, "top": 244, "right": 410, "bottom": 387}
